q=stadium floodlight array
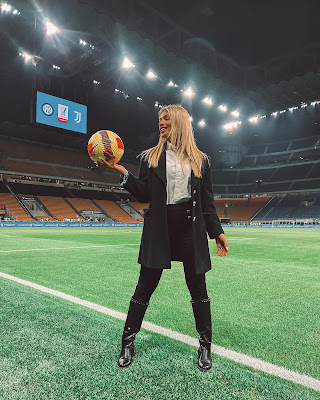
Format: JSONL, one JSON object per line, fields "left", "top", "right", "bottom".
{"left": 218, "top": 105, "right": 227, "bottom": 112}
{"left": 79, "top": 39, "right": 95, "bottom": 49}
{"left": 121, "top": 56, "right": 135, "bottom": 69}
{"left": 53, "top": 64, "right": 60, "bottom": 69}
{"left": 198, "top": 119, "right": 206, "bottom": 127}
{"left": 248, "top": 116, "right": 259, "bottom": 123}
{"left": 45, "top": 21, "right": 59, "bottom": 36}
{"left": 202, "top": 97, "right": 213, "bottom": 107}
{"left": 9, "top": 3, "right": 320, "bottom": 134}
{"left": 182, "top": 86, "right": 195, "bottom": 98}
{"left": 223, "top": 121, "right": 241, "bottom": 131}
{"left": 146, "top": 70, "right": 157, "bottom": 80}
{"left": 19, "top": 51, "right": 32, "bottom": 61}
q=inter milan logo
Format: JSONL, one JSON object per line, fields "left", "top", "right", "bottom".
{"left": 42, "top": 103, "right": 54, "bottom": 116}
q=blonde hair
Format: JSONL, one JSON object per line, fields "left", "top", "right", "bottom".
{"left": 140, "top": 104, "right": 209, "bottom": 178}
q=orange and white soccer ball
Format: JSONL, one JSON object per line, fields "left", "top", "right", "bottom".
{"left": 87, "top": 130, "right": 124, "bottom": 164}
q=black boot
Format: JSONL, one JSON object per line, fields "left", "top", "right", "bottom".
{"left": 118, "top": 297, "right": 149, "bottom": 368}
{"left": 191, "top": 298, "right": 212, "bottom": 372}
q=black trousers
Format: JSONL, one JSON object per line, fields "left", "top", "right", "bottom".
{"left": 132, "top": 201, "right": 209, "bottom": 303}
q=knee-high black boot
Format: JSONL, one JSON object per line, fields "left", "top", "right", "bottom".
{"left": 118, "top": 297, "right": 149, "bottom": 368}
{"left": 191, "top": 298, "right": 212, "bottom": 372}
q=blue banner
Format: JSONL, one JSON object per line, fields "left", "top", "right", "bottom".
{"left": 36, "top": 91, "right": 87, "bottom": 134}
{"left": 0, "top": 222, "right": 143, "bottom": 228}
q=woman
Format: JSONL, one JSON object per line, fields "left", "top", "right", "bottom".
{"left": 100, "top": 104, "right": 228, "bottom": 372}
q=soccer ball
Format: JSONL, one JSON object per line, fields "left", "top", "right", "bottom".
{"left": 87, "top": 130, "right": 124, "bottom": 164}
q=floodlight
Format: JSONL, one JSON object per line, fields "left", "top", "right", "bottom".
{"left": 249, "top": 116, "right": 259, "bottom": 123}
{"left": 168, "top": 80, "right": 178, "bottom": 87}
{"left": 218, "top": 104, "right": 227, "bottom": 112}
{"left": 183, "top": 86, "right": 195, "bottom": 98}
{"left": 231, "top": 110, "right": 239, "bottom": 118}
{"left": 271, "top": 111, "right": 278, "bottom": 117}
{"left": 146, "top": 70, "right": 157, "bottom": 80}
{"left": 1, "top": 3, "right": 11, "bottom": 12}
{"left": 189, "top": 116, "right": 193, "bottom": 121}
{"left": 260, "top": 115, "right": 267, "bottom": 119}
{"left": 137, "top": 97, "right": 143, "bottom": 101}
{"left": 202, "top": 97, "right": 213, "bottom": 106}
{"left": 46, "top": 21, "right": 58, "bottom": 36}
{"left": 79, "top": 39, "right": 87, "bottom": 46}
{"left": 300, "top": 103, "right": 307, "bottom": 108}
{"left": 122, "top": 57, "right": 135, "bottom": 69}
{"left": 53, "top": 64, "right": 60, "bottom": 69}
{"left": 93, "top": 80, "right": 100, "bottom": 84}
{"left": 223, "top": 121, "right": 241, "bottom": 130}
{"left": 13, "top": 8, "right": 19, "bottom": 14}
{"left": 198, "top": 119, "right": 206, "bottom": 127}
{"left": 19, "top": 51, "right": 32, "bottom": 61}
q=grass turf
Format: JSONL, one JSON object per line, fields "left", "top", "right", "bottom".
{"left": 1, "top": 277, "right": 320, "bottom": 400}
{"left": 0, "top": 227, "right": 319, "bottom": 383}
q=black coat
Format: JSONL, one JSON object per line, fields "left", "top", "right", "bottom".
{"left": 123, "top": 150, "right": 224, "bottom": 274}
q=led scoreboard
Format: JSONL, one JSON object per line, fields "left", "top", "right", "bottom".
{"left": 36, "top": 91, "right": 87, "bottom": 134}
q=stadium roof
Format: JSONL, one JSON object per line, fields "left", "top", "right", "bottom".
{"left": 0, "top": 0, "right": 320, "bottom": 149}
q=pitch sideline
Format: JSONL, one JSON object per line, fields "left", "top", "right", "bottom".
{"left": 0, "top": 271, "right": 319, "bottom": 393}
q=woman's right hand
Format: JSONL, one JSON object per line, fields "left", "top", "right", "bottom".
{"left": 98, "top": 156, "right": 127, "bottom": 176}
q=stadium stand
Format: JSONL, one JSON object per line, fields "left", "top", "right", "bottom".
{"left": 129, "top": 202, "right": 149, "bottom": 215}
{"left": 0, "top": 193, "right": 34, "bottom": 221}
{"left": 214, "top": 197, "right": 271, "bottom": 222}
{"left": 37, "top": 196, "right": 81, "bottom": 221}
{"left": 94, "top": 199, "right": 138, "bottom": 223}
{"left": 213, "top": 135, "right": 320, "bottom": 195}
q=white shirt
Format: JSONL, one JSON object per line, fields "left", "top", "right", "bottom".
{"left": 166, "top": 142, "right": 191, "bottom": 205}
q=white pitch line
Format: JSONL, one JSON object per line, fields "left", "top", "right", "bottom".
{"left": 0, "top": 271, "right": 319, "bottom": 392}
{"left": 0, "top": 244, "right": 138, "bottom": 253}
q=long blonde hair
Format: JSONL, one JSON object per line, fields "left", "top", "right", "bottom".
{"left": 140, "top": 104, "right": 209, "bottom": 178}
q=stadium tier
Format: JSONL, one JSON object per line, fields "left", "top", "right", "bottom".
{"left": 94, "top": 199, "right": 138, "bottom": 223}
{"left": 37, "top": 196, "right": 81, "bottom": 221}
{"left": 213, "top": 135, "right": 320, "bottom": 196}
{"left": 214, "top": 197, "right": 271, "bottom": 222}
{"left": 0, "top": 193, "right": 34, "bottom": 222}
{"left": 0, "top": 135, "right": 140, "bottom": 186}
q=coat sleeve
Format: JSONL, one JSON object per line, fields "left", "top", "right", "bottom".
{"left": 122, "top": 159, "right": 150, "bottom": 203}
{"left": 200, "top": 159, "right": 224, "bottom": 239}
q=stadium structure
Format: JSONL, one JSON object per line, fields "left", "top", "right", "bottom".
{"left": 0, "top": 0, "right": 320, "bottom": 228}
{"left": 1, "top": 2, "right": 320, "bottom": 399}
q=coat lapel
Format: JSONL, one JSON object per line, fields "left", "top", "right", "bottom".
{"left": 153, "top": 148, "right": 166, "bottom": 185}
{"left": 191, "top": 171, "right": 200, "bottom": 190}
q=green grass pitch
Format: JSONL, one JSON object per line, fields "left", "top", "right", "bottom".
{"left": 0, "top": 227, "right": 319, "bottom": 399}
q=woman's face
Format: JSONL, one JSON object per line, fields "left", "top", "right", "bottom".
{"left": 159, "top": 110, "right": 172, "bottom": 141}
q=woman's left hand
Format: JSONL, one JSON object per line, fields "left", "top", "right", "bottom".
{"left": 215, "top": 233, "right": 229, "bottom": 257}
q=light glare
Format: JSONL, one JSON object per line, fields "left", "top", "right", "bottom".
{"left": 249, "top": 116, "right": 259, "bottom": 123}
{"left": 218, "top": 104, "right": 227, "bottom": 112}
{"left": 46, "top": 21, "right": 58, "bottom": 36}
{"left": 198, "top": 119, "right": 206, "bottom": 127}
{"left": 202, "top": 97, "right": 213, "bottom": 106}
{"left": 231, "top": 110, "right": 239, "bottom": 118}
{"left": 168, "top": 80, "right": 178, "bottom": 87}
{"left": 183, "top": 86, "right": 195, "bottom": 98}
{"left": 1, "top": 3, "right": 11, "bottom": 12}
{"left": 122, "top": 57, "right": 135, "bottom": 69}
{"left": 146, "top": 70, "right": 157, "bottom": 80}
